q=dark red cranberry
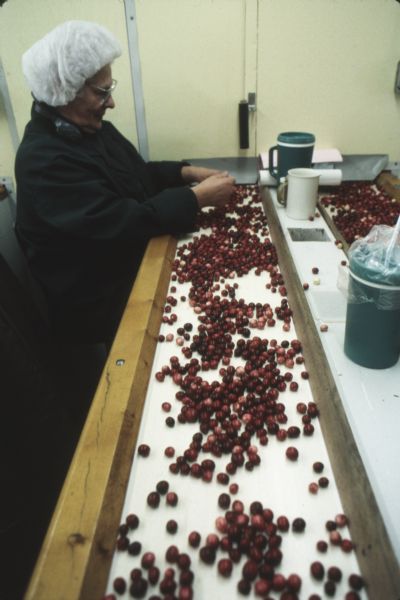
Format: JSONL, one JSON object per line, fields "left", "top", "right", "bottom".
{"left": 148, "top": 566, "right": 160, "bottom": 585}
{"left": 113, "top": 577, "right": 126, "bottom": 594}
{"left": 316, "top": 540, "right": 328, "bottom": 553}
{"left": 137, "top": 444, "right": 150, "bottom": 457}
{"left": 217, "top": 472, "right": 230, "bottom": 485}
{"left": 126, "top": 513, "right": 139, "bottom": 529}
{"left": 166, "top": 519, "right": 178, "bottom": 534}
{"left": 156, "top": 480, "right": 169, "bottom": 495}
{"left": 348, "top": 574, "right": 364, "bottom": 590}
{"left": 313, "top": 461, "right": 324, "bottom": 473}
{"left": 287, "top": 573, "right": 302, "bottom": 592}
{"left": 128, "top": 541, "right": 142, "bottom": 556}
{"left": 165, "top": 545, "right": 179, "bottom": 563}
{"left": 277, "top": 515, "right": 290, "bottom": 532}
{"left": 116, "top": 536, "right": 129, "bottom": 551}
{"left": 178, "top": 553, "right": 191, "bottom": 570}
{"left": 129, "top": 577, "right": 148, "bottom": 598}
{"left": 188, "top": 531, "right": 201, "bottom": 548}
{"left": 242, "top": 560, "right": 259, "bottom": 581}
{"left": 164, "top": 446, "right": 175, "bottom": 458}
{"left": 218, "top": 493, "right": 231, "bottom": 509}
{"left": 199, "top": 546, "right": 216, "bottom": 565}
{"left": 327, "top": 566, "right": 342, "bottom": 582}
{"left": 324, "top": 580, "right": 336, "bottom": 597}
{"left": 292, "top": 517, "right": 306, "bottom": 532}
{"left": 165, "top": 417, "right": 175, "bottom": 428}
{"left": 147, "top": 491, "right": 160, "bottom": 508}
{"left": 318, "top": 476, "right": 329, "bottom": 488}
{"left": 310, "top": 561, "right": 325, "bottom": 580}
{"left": 237, "top": 579, "right": 251, "bottom": 595}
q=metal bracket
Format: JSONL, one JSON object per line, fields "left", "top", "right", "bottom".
{"left": 248, "top": 92, "right": 256, "bottom": 112}
{"left": 124, "top": 0, "right": 150, "bottom": 161}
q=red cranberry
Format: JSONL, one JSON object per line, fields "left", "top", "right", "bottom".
{"left": 162, "top": 402, "right": 172, "bottom": 412}
{"left": 188, "top": 531, "right": 201, "bottom": 548}
{"left": 237, "top": 579, "right": 251, "bottom": 595}
{"left": 272, "top": 573, "right": 286, "bottom": 591}
{"left": 277, "top": 515, "right": 290, "bottom": 532}
{"left": 287, "top": 573, "right": 302, "bottom": 592}
{"left": 125, "top": 513, "right": 139, "bottom": 529}
{"left": 254, "top": 578, "right": 271, "bottom": 596}
{"left": 217, "top": 558, "right": 233, "bottom": 577}
{"left": 335, "top": 513, "right": 348, "bottom": 527}
{"left": 242, "top": 560, "right": 259, "bottom": 581}
{"left": 217, "top": 472, "right": 230, "bottom": 485}
{"left": 316, "top": 540, "right": 328, "bottom": 553}
{"left": 218, "top": 493, "right": 231, "bottom": 509}
{"left": 148, "top": 566, "right": 160, "bottom": 585}
{"left": 286, "top": 446, "right": 299, "bottom": 461}
{"left": 141, "top": 552, "right": 155, "bottom": 569}
{"left": 178, "top": 553, "right": 191, "bottom": 570}
{"left": 341, "top": 538, "right": 353, "bottom": 552}
{"left": 147, "top": 491, "right": 160, "bottom": 508}
{"left": 116, "top": 537, "right": 129, "bottom": 551}
{"left": 166, "top": 492, "right": 178, "bottom": 506}
{"left": 165, "top": 545, "right": 179, "bottom": 563}
{"left": 313, "top": 461, "right": 324, "bottom": 473}
{"left": 308, "top": 482, "right": 318, "bottom": 494}
{"left": 137, "top": 443, "right": 150, "bottom": 457}
{"left": 164, "top": 446, "right": 175, "bottom": 458}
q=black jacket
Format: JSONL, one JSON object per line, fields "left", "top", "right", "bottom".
{"left": 15, "top": 105, "right": 198, "bottom": 344}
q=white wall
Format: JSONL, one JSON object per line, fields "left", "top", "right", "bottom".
{"left": 1, "top": 0, "right": 400, "bottom": 178}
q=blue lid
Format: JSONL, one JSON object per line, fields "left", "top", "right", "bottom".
{"left": 278, "top": 131, "right": 315, "bottom": 144}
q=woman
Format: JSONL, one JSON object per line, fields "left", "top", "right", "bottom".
{"left": 16, "top": 20, "right": 235, "bottom": 348}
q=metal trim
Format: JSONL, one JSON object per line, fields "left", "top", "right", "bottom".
{"left": 0, "top": 58, "right": 20, "bottom": 152}
{"left": 124, "top": 0, "right": 150, "bottom": 161}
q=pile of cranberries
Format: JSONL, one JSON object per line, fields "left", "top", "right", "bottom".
{"left": 320, "top": 181, "right": 400, "bottom": 245}
{"left": 104, "top": 186, "right": 366, "bottom": 599}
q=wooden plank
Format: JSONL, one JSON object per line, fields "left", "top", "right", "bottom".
{"left": 25, "top": 235, "right": 177, "bottom": 600}
{"left": 261, "top": 188, "right": 400, "bottom": 600}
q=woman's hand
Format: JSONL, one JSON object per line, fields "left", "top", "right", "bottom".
{"left": 191, "top": 171, "right": 236, "bottom": 209}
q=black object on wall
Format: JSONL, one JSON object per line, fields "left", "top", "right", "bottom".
{"left": 239, "top": 100, "right": 249, "bottom": 149}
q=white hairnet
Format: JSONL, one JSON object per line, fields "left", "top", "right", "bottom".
{"left": 22, "top": 21, "right": 122, "bottom": 107}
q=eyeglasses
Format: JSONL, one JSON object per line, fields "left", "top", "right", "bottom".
{"left": 89, "top": 79, "right": 117, "bottom": 105}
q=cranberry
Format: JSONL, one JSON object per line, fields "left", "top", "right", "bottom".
{"left": 166, "top": 519, "right": 178, "bottom": 534}
{"left": 137, "top": 443, "right": 150, "bottom": 457}
{"left": 291, "top": 517, "right": 306, "bottom": 532}
{"left": 318, "top": 476, "right": 329, "bottom": 488}
{"left": 148, "top": 566, "right": 160, "bottom": 585}
{"left": 308, "top": 482, "right": 318, "bottom": 494}
{"left": 277, "top": 515, "right": 290, "bottom": 532}
{"left": 348, "top": 574, "right": 364, "bottom": 590}
{"left": 217, "top": 558, "right": 233, "bottom": 577}
{"left": 254, "top": 578, "right": 271, "bottom": 596}
{"left": 164, "top": 446, "right": 175, "bottom": 458}
{"left": 129, "top": 578, "right": 148, "bottom": 598}
{"left": 165, "top": 416, "right": 175, "bottom": 428}
{"left": 287, "top": 573, "right": 301, "bottom": 592}
{"left": 313, "top": 461, "right": 324, "bottom": 473}
{"left": 242, "top": 560, "right": 259, "bottom": 581}
{"left": 199, "top": 546, "right": 216, "bottom": 565}
{"left": 324, "top": 580, "right": 336, "bottom": 597}
{"left": 285, "top": 446, "right": 299, "bottom": 461}
{"left": 147, "top": 491, "right": 160, "bottom": 508}
{"left": 188, "top": 531, "right": 201, "bottom": 548}
{"left": 310, "top": 561, "right": 325, "bottom": 580}
{"left": 218, "top": 493, "right": 231, "bottom": 509}
{"left": 113, "top": 577, "right": 126, "bottom": 594}
{"left": 335, "top": 513, "right": 348, "bottom": 527}
{"left": 316, "top": 540, "right": 328, "bottom": 553}
{"left": 162, "top": 402, "right": 172, "bottom": 412}
{"left": 341, "top": 538, "right": 353, "bottom": 552}
{"left": 128, "top": 541, "right": 142, "bottom": 556}
{"left": 237, "top": 579, "right": 251, "bottom": 595}
{"left": 141, "top": 552, "right": 155, "bottom": 569}
{"left": 178, "top": 553, "right": 191, "bottom": 570}
{"left": 116, "top": 536, "right": 129, "bottom": 551}
{"left": 156, "top": 480, "right": 169, "bottom": 495}
{"left": 166, "top": 491, "right": 178, "bottom": 506}
{"left": 126, "top": 514, "right": 139, "bottom": 530}
{"left": 165, "top": 545, "right": 179, "bottom": 563}
{"left": 327, "top": 566, "right": 342, "bottom": 582}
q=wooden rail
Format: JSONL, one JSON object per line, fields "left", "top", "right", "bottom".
{"left": 25, "top": 235, "right": 177, "bottom": 600}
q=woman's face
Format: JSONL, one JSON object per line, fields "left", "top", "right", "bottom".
{"left": 58, "top": 64, "right": 115, "bottom": 133}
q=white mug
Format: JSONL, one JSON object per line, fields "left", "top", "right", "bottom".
{"left": 277, "top": 168, "right": 320, "bottom": 220}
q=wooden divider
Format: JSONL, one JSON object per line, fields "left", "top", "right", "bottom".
{"left": 261, "top": 188, "right": 400, "bottom": 600}
{"left": 25, "top": 235, "right": 177, "bottom": 600}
